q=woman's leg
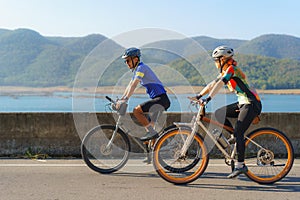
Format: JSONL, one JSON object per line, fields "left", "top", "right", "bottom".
{"left": 227, "top": 104, "right": 258, "bottom": 178}
{"left": 214, "top": 102, "right": 239, "bottom": 129}
{"left": 234, "top": 104, "right": 257, "bottom": 162}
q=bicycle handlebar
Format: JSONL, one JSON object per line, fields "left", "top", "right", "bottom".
{"left": 105, "top": 96, "right": 116, "bottom": 104}
{"left": 105, "top": 96, "right": 127, "bottom": 116}
{"left": 187, "top": 97, "right": 206, "bottom": 117}
{"left": 187, "top": 97, "right": 205, "bottom": 106}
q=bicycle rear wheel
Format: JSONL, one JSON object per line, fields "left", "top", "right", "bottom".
{"left": 153, "top": 128, "right": 209, "bottom": 184}
{"left": 81, "top": 125, "right": 130, "bottom": 174}
{"left": 244, "top": 128, "right": 294, "bottom": 184}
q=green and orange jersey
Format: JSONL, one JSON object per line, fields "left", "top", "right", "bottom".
{"left": 221, "top": 59, "right": 261, "bottom": 105}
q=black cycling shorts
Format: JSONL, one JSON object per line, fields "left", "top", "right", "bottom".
{"left": 140, "top": 93, "right": 170, "bottom": 113}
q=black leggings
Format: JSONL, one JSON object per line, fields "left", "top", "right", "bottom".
{"left": 214, "top": 101, "right": 262, "bottom": 162}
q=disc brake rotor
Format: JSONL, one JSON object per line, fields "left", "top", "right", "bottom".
{"left": 257, "top": 149, "right": 274, "bottom": 165}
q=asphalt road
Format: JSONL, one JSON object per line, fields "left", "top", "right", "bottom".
{"left": 0, "top": 159, "right": 299, "bottom": 200}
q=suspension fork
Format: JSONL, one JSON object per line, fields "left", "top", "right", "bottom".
{"left": 105, "top": 115, "right": 122, "bottom": 149}
{"left": 179, "top": 113, "right": 200, "bottom": 157}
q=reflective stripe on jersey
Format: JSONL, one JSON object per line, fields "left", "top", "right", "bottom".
{"left": 135, "top": 71, "right": 144, "bottom": 78}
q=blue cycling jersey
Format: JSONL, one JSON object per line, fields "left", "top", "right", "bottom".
{"left": 133, "top": 62, "right": 166, "bottom": 99}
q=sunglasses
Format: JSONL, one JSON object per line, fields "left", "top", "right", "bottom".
{"left": 124, "top": 58, "right": 131, "bottom": 64}
{"left": 214, "top": 56, "right": 223, "bottom": 61}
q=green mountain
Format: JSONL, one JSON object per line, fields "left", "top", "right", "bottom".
{"left": 0, "top": 29, "right": 106, "bottom": 86}
{"left": 0, "top": 28, "right": 299, "bottom": 89}
{"left": 160, "top": 53, "right": 299, "bottom": 89}
{"left": 237, "top": 34, "right": 300, "bottom": 60}
{"left": 193, "top": 36, "right": 247, "bottom": 50}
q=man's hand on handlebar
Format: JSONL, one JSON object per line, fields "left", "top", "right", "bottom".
{"left": 115, "top": 99, "right": 128, "bottom": 110}
{"left": 105, "top": 96, "right": 128, "bottom": 110}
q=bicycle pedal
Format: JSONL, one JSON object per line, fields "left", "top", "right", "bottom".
{"left": 228, "top": 137, "right": 236, "bottom": 144}
{"left": 142, "top": 156, "right": 152, "bottom": 164}
{"left": 143, "top": 141, "right": 149, "bottom": 145}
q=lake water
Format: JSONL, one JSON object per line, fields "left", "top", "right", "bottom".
{"left": 1, "top": 92, "right": 299, "bottom": 113}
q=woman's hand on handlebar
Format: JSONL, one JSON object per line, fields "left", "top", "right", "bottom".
{"left": 188, "top": 96, "right": 203, "bottom": 105}
{"left": 187, "top": 96, "right": 198, "bottom": 101}
{"left": 187, "top": 96, "right": 210, "bottom": 106}
{"left": 201, "top": 96, "right": 211, "bottom": 105}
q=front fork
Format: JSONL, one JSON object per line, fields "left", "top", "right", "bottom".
{"left": 105, "top": 115, "right": 122, "bottom": 150}
{"left": 180, "top": 132, "right": 198, "bottom": 158}
{"left": 177, "top": 116, "right": 199, "bottom": 158}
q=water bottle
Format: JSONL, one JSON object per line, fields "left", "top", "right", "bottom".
{"left": 212, "top": 129, "right": 229, "bottom": 148}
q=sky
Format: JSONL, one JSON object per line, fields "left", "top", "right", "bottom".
{"left": 0, "top": 0, "right": 299, "bottom": 40}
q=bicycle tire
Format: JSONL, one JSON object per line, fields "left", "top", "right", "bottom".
{"left": 158, "top": 126, "right": 202, "bottom": 173}
{"left": 81, "top": 125, "right": 130, "bottom": 174}
{"left": 244, "top": 127, "right": 294, "bottom": 184}
{"left": 153, "top": 127, "right": 209, "bottom": 184}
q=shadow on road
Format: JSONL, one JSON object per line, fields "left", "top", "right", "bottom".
{"left": 185, "top": 172, "right": 300, "bottom": 193}
{"left": 108, "top": 172, "right": 160, "bottom": 178}
{"left": 99, "top": 170, "right": 300, "bottom": 193}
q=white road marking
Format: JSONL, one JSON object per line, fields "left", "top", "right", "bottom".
{"left": 0, "top": 163, "right": 298, "bottom": 167}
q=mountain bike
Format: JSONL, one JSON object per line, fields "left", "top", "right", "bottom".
{"left": 81, "top": 96, "right": 175, "bottom": 174}
{"left": 152, "top": 99, "right": 294, "bottom": 185}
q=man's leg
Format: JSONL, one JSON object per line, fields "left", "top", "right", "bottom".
{"left": 133, "top": 99, "right": 159, "bottom": 141}
{"left": 134, "top": 95, "right": 170, "bottom": 141}
{"left": 133, "top": 105, "right": 150, "bottom": 127}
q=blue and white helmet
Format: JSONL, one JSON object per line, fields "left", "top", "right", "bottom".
{"left": 122, "top": 47, "right": 141, "bottom": 59}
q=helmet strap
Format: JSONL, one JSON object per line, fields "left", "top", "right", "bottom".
{"left": 217, "top": 58, "right": 223, "bottom": 73}
{"left": 131, "top": 57, "right": 140, "bottom": 72}
{"left": 219, "top": 57, "right": 231, "bottom": 73}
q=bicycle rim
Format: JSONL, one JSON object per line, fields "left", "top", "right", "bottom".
{"left": 81, "top": 125, "right": 130, "bottom": 174}
{"left": 244, "top": 128, "right": 294, "bottom": 184}
{"left": 153, "top": 128, "right": 209, "bottom": 184}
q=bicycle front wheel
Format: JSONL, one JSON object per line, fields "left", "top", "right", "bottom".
{"left": 153, "top": 127, "right": 209, "bottom": 185}
{"left": 244, "top": 128, "right": 294, "bottom": 184}
{"left": 81, "top": 125, "right": 130, "bottom": 174}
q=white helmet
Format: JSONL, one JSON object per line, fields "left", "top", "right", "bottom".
{"left": 212, "top": 46, "right": 234, "bottom": 59}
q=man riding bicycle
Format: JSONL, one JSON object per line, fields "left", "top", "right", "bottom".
{"left": 193, "top": 46, "right": 262, "bottom": 178}
{"left": 117, "top": 47, "right": 171, "bottom": 141}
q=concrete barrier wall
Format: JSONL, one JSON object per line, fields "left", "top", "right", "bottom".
{"left": 0, "top": 112, "right": 299, "bottom": 157}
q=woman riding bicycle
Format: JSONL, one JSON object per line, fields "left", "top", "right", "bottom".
{"left": 117, "top": 47, "right": 171, "bottom": 141}
{"left": 194, "top": 46, "right": 262, "bottom": 178}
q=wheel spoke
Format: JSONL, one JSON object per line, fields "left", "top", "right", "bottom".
{"left": 244, "top": 128, "right": 294, "bottom": 184}
{"left": 81, "top": 125, "right": 130, "bottom": 174}
{"left": 153, "top": 128, "right": 209, "bottom": 184}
